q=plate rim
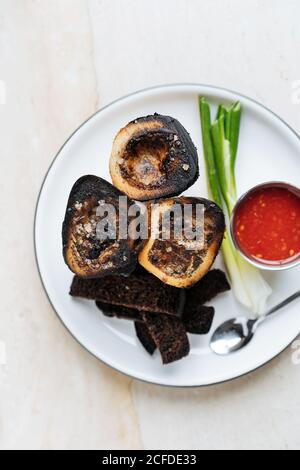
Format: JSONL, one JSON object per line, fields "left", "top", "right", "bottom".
{"left": 34, "top": 82, "right": 300, "bottom": 388}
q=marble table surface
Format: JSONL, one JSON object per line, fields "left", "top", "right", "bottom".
{"left": 1, "top": 0, "right": 300, "bottom": 450}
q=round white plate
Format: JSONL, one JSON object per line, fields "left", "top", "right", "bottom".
{"left": 35, "top": 84, "right": 300, "bottom": 387}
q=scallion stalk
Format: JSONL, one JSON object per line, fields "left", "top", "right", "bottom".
{"left": 199, "top": 97, "right": 272, "bottom": 315}
{"left": 199, "top": 97, "right": 252, "bottom": 310}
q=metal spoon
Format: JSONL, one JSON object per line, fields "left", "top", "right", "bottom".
{"left": 210, "top": 290, "right": 300, "bottom": 355}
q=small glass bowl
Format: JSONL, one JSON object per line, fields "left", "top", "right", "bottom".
{"left": 230, "top": 181, "right": 300, "bottom": 271}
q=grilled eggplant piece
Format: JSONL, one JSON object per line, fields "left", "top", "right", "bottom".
{"left": 110, "top": 114, "right": 199, "bottom": 201}
{"left": 62, "top": 175, "right": 137, "bottom": 278}
{"left": 139, "top": 197, "right": 225, "bottom": 288}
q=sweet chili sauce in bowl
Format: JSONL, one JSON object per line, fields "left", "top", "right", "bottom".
{"left": 231, "top": 182, "right": 300, "bottom": 270}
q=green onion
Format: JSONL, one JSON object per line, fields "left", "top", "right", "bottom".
{"left": 199, "top": 98, "right": 223, "bottom": 207}
{"left": 199, "top": 97, "right": 272, "bottom": 315}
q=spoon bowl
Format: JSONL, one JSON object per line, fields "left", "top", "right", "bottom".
{"left": 210, "top": 291, "right": 300, "bottom": 355}
{"left": 211, "top": 318, "right": 255, "bottom": 355}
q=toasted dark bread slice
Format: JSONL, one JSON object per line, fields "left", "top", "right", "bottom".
{"left": 70, "top": 270, "right": 185, "bottom": 316}
{"left": 96, "top": 301, "right": 143, "bottom": 322}
{"left": 62, "top": 175, "right": 137, "bottom": 278}
{"left": 141, "top": 312, "right": 190, "bottom": 364}
{"left": 182, "top": 269, "right": 230, "bottom": 334}
{"left": 186, "top": 269, "right": 231, "bottom": 305}
{"left": 139, "top": 197, "right": 225, "bottom": 288}
{"left": 110, "top": 114, "right": 199, "bottom": 201}
{"left": 135, "top": 322, "right": 157, "bottom": 355}
{"left": 183, "top": 305, "right": 215, "bottom": 335}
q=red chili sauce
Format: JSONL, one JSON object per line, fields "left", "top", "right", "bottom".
{"left": 233, "top": 187, "right": 300, "bottom": 264}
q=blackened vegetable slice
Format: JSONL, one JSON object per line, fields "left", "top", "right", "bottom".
{"left": 62, "top": 175, "right": 137, "bottom": 278}
{"left": 110, "top": 114, "right": 199, "bottom": 201}
{"left": 139, "top": 197, "right": 225, "bottom": 288}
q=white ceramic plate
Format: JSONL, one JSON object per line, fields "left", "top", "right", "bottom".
{"left": 35, "top": 84, "right": 300, "bottom": 387}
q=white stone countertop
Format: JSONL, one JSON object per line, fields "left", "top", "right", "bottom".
{"left": 1, "top": 0, "right": 300, "bottom": 450}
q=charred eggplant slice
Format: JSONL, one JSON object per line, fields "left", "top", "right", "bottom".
{"left": 139, "top": 197, "right": 225, "bottom": 288}
{"left": 62, "top": 175, "right": 137, "bottom": 278}
{"left": 110, "top": 114, "right": 199, "bottom": 201}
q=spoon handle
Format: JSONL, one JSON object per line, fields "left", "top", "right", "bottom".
{"left": 255, "top": 290, "right": 300, "bottom": 329}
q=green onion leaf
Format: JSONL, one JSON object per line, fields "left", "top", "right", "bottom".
{"left": 198, "top": 96, "right": 272, "bottom": 315}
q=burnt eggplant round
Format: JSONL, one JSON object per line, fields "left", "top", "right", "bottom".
{"left": 62, "top": 175, "right": 138, "bottom": 278}
{"left": 110, "top": 114, "right": 199, "bottom": 201}
{"left": 138, "top": 197, "right": 225, "bottom": 288}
